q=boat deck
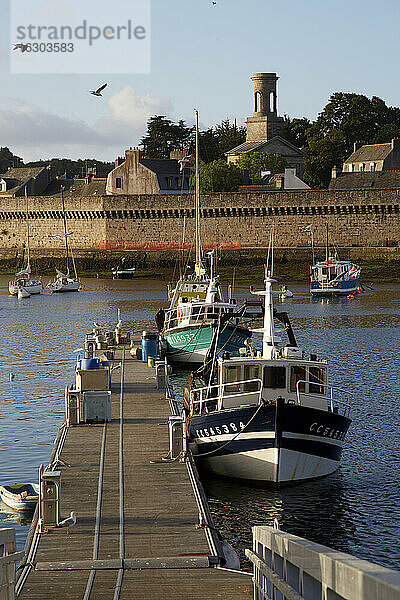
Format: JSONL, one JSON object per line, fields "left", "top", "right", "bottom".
{"left": 17, "top": 351, "right": 252, "bottom": 599}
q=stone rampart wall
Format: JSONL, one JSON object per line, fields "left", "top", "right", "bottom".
{"left": 0, "top": 189, "right": 399, "bottom": 250}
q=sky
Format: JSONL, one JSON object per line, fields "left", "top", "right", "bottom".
{"left": 1, "top": 0, "right": 400, "bottom": 162}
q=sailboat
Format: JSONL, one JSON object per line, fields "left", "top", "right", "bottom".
{"left": 47, "top": 186, "right": 81, "bottom": 293}
{"left": 185, "top": 234, "right": 352, "bottom": 485}
{"left": 8, "top": 188, "right": 43, "bottom": 296}
{"left": 310, "top": 224, "right": 361, "bottom": 297}
{"left": 157, "top": 110, "right": 251, "bottom": 367}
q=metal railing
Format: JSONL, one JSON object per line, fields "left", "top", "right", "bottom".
{"left": 190, "top": 378, "right": 263, "bottom": 413}
{"left": 0, "top": 528, "right": 24, "bottom": 599}
{"left": 295, "top": 380, "right": 351, "bottom": 417}
{"left": 246, "top": 526, "right": 400, "bottom": 600}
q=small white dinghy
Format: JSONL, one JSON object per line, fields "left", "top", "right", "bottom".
{"left": 18, "top": 287, "right": 31, "bottom": 299}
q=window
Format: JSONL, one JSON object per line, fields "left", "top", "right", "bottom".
{"left": 290, "top": 366, "right": 306, "bottom": 392}
{"left": 115, "top": 177, "right": 122, "bottom": 189}
{"left": 263, "top": 366, "right": 286, "bottom": 389}
{"left": 255, "top": 91, "right": 263, "bottom": 112}
{"left": 370, "top": 162, "right": 376, "bottom": 172}
{"left": 359, "top": 163, "right": 365, "bottom": 172}
{"left": 244, "top": 365, "right": 260, "bottom": 392}
{"left": 225, "top": 366, "right": 241, "bottom": 392}
{"left": 309, "top": 367, "right": 325, "bottom": 394}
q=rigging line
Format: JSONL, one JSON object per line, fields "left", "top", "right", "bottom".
{"left": 194, "top": 402, "right": 265, "bottom": 458}
{"left": 83, "top": 422, "right": 107, "bottom": 600}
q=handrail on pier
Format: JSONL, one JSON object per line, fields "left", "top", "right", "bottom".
{"left": 246, "top": 526, "right": 400, "bottom": 600}
{"left": 0, "top": 528, "right": 25, "bottom": 599}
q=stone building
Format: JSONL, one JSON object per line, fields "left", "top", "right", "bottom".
{"left": 106, "top": 148, "right": 191, "bottom": 195}
{"left": 329, "top": 138, "right": 400, "bottom": 189}
{"left": 226, "top": 73, "right": 304, "bottom": 177}
{"left": 0, "top": 165, "right": 55, "bottom": 198}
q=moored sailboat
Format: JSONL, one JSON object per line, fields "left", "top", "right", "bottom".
{"left": 185, "top": 255, "right": 352, "bottom": 485}
{"left": 9, "top": 188, "right": 42, "bottom": 296}
{"left": 47, "top": 186, "right": 81, "bottom": 293}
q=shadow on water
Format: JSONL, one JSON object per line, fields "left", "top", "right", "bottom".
{"left": 200, "top": 469, "right": 354, "bottom": 570}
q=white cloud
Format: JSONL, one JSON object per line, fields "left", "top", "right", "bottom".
{"left": 0, "top": 86, "right": 173, "bottom": 161}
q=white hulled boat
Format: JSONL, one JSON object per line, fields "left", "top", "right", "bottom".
{"left": 186, "top": 264, "right": 352, "bottom": 486}
{"left": 47, "top": 186, "right": 81, "bottom": 293}
{"left": 9, "top": 189, "right": 42, "bottom": 296}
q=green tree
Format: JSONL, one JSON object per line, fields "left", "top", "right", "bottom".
{"left": 236, "top": 152, "right": 288, "bottom": 184}
{"left": 140, "top": 116, "right": 192, "bottom": 158}
{"left": 24, "top": 157, "right": 113, "bottom": 177}
{"left": 199, "top": 159, "right": 242, "bottom": 192}
{"left": 0, "top": 147, "right": 23, "bottom": 173}
{"left": 283, "top": 116, "right": 311, "bottom": 149}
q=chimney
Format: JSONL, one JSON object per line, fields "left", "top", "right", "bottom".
{"left": 331, "top": 165, "right": 341, "bottom": 179}
{"left": 354, "top": 140, "right": 364, "bottom": 152}
{"left": 391, "top": 137, "right": 400, "bottom": 150}
{"left": 170, "top": 149, "right": 185, "bottom": 161}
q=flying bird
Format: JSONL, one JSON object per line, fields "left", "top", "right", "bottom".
{"left": 13, "top": 43, "right": 29, "bottom": 53}
{"left": 57, "top": 511, "right": 77, "bottom": 528}
{"left": 89, "top": 83, "right": 108, "bottom": 97}
{"left": 212, "top": 1, "right": 217, "bottom": 4}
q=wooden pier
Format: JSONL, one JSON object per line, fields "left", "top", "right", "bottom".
{"left": 16, "top": 350, "right": 252, "bottom": 599}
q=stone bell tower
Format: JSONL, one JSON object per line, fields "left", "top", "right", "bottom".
{"left": 246, "top": 73, "right": 285, "bottom": 142}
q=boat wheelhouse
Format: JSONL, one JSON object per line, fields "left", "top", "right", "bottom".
{"left": 186, "top": 274, "right": 352, "bottom": 485}
{"left": 310, "top": 257, "right": 361, "bottom": 297}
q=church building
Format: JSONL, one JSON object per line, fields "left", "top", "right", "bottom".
{"left": 226, "top": 73, "right": 304, "bottom": 178}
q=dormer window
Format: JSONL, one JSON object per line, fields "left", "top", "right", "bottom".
{"left": 0, "top": 179, "right": 6, "bottom": 192}
{"left": 370, "top": 162, "right": 376, "bottom": 172}
{"left": 359, "top": 163, "right": 365, "bottom": 172}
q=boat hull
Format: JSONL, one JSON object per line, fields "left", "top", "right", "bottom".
{"left": 48, "top": 280, "right": 81, "bottom": 293}
{"left": 189, "top": 402, "right": 351, "bottom": 485}
{"left": 9, "top": 281, "right": 42, "bottom": 296}
{"left": 0, "top": 483, "right": 39, "bottom": 511}
{"left": 310, "top": 277, "right": 360, "bottom": 297}
{"left": 162, "top": 323, "right": 251, "bottom": 366}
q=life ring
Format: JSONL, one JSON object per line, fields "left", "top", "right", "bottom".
{"left": 177, "top": 306, "right": 184, "bottom": 324}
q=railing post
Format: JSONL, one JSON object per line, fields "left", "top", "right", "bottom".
{"left": 0, "top": 528, "right": 24, "bottom": 600}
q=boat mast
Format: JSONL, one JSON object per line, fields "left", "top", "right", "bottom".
{"left": 61, "top": 186, "right": 70, "bottom": 275}
{"left": 25, "top": 187, "right": 30, "bottom": 270}
{"left": 194, "top": 109, "right": 203, "bottom": 275}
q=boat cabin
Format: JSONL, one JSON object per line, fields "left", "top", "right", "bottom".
{"left": 167, "top": 278, "right": 210, "bottom": 309}
{"left": 190, "top": 352, "right": 331, "bottom": 416}
{"left": 165, "top": 298, "right": 238, "bottom": 330}
{"left": 311, "top": 258, "right": 360, "bottom": 284}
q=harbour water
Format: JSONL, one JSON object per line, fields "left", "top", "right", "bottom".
{"left": 0, "top": 275, "right": 399, "bottom": 573}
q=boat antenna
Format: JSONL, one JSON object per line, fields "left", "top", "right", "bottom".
{"left": 61, "top": 185, "right": 70, "bottom": 275}
{"left": 194, "top": 109, "right": 204, "bottom": 276}
{"left": 25, "top": 186, "right": 30, "bottom": 271}
{"left": 325, "top": 221, "right": 329, "bottom": 263}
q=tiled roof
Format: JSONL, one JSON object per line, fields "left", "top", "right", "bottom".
{"left": 225, "top": 141, "right": 267, "bottom": 155}
{"left": 345, "top": 143, "right": 392, "bottom": 163}
{"left": 140, "top": 158, "right": 182, "bottom": 175}
{"left": 0, "top": 166, "right": 47, "bottom": 194}
{"left": 43, "top": 178, "right": 107, "bottom": 196}
{"left": 328, "top": 171, "right": 400, "bottom": 190}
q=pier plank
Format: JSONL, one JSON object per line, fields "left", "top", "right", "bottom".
{"left": 19, "top": 353, "right": 252, "bottom": 599}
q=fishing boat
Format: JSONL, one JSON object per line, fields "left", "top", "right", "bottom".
{"left": 47, "top": 186, "right": 81, "bottom": 293}
{"left": 8, "top": 189, "right": 43, "bottom": 296}
{"left": 0, "top": 483, "right": 39, "bottom": 511}
{"left": 158, "top": 111, "right": 251, "bottom": 367}
{"left": 309, "top": 224, "right": 361, "bottom": 297}
{"left": 160, "top": 256, "right": 252, "bottom": 366}
{"left": 185, "top": 257, "right": 352, "bottom": 485}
